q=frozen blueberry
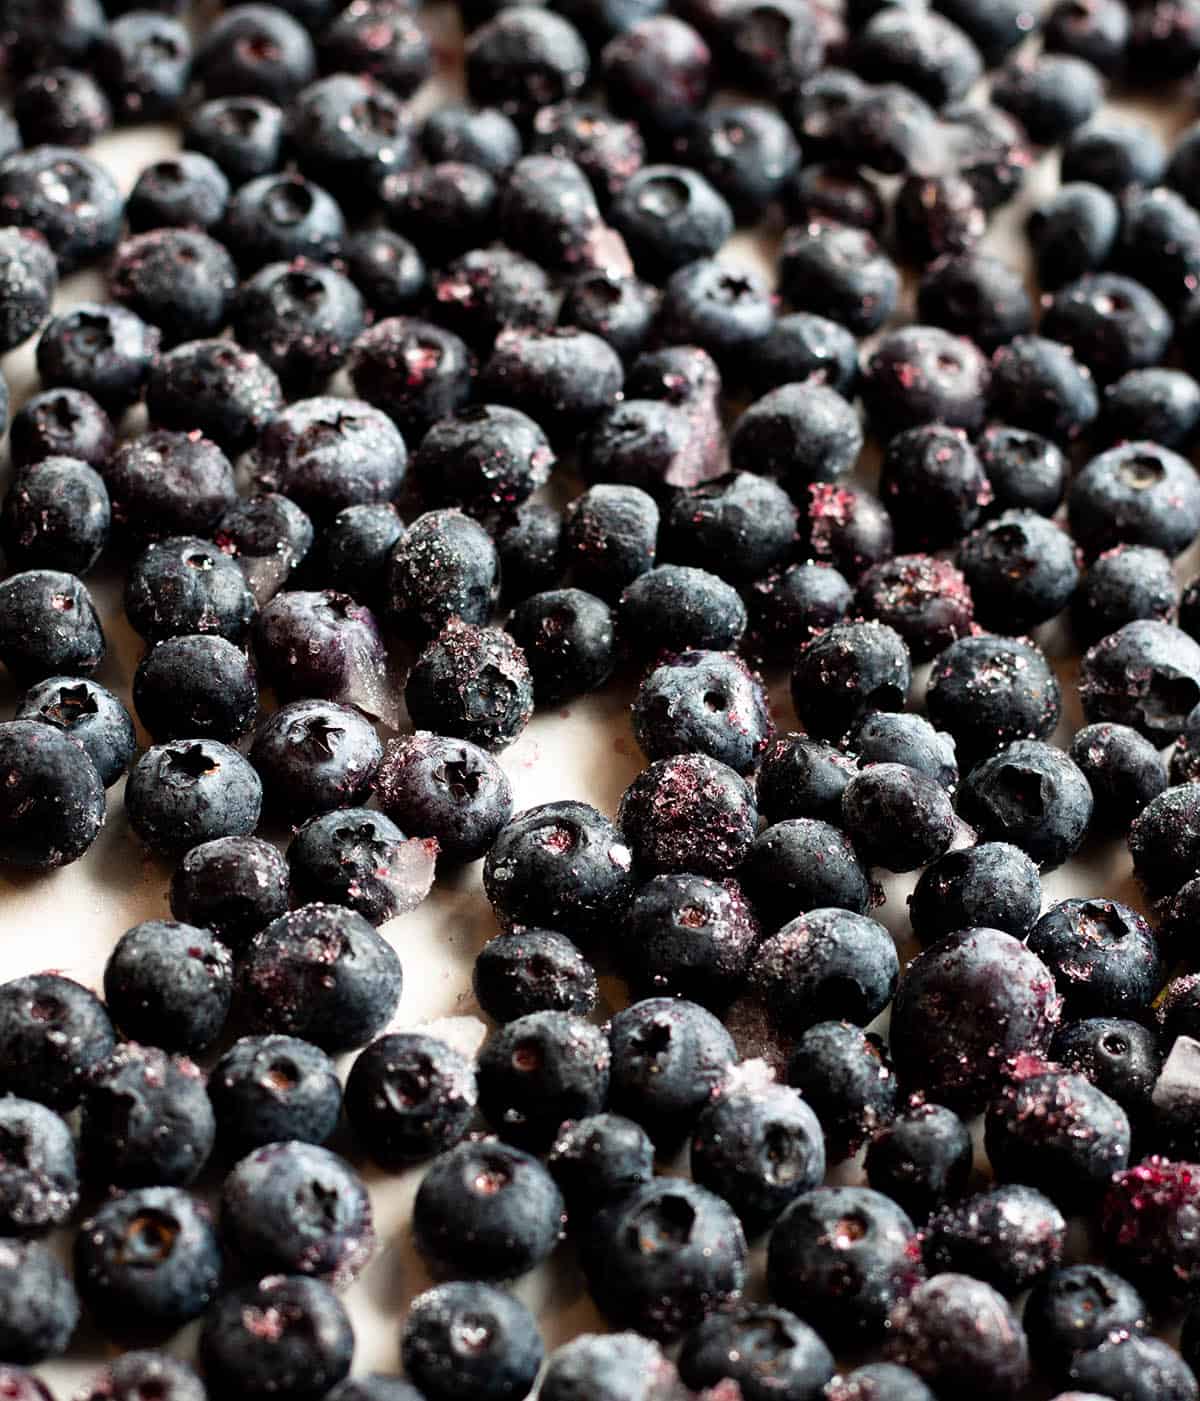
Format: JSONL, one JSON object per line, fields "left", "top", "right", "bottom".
{"left": 1064, "top": 118, "right": 1163, "bottom": 192}
{"left": 36, "top": 303, "right": 160, "bottom": 415}
{"left": 93, "top": 11, "right": 191, "bottom": 121}
{"left": 134, "top": 635, "right": 257, "bottom": 744}
{"left": 342, "top": 228, "right": 426, "bottom": 317}
{"left": 1081, "top": 620, "right": 1200, "bottom": 745}
{"left": 992, "top": 50, "right": 1102, "bottom": 144}
{"left": 777, "top": 221, "right": 900, "bottom": 335}
{"left": 620, "top": 566, "right": 748, "bottom": 657}
{"left": 855, "top": 555, "right": 975, "bottom": 663}
{"left": 755, "top": 734, "right": 857, "bottom": 825}
{"left": 483, "top": 326, "right": 624, "bottom": 438}
{"left": 0, "top": 974, "right": 114, "bottom": 1111}
{"left": 846, "top": 712, "right": 958, "bottom": 793}
{"left": 925, "top": 633, "right": 1061, "bottom": 764}
{"left": 14, "top": 68, "right": 111, "bottom": 148}
{"left": 841, "top": 764, "right": 954, "bottom": 873}
{"left": 0, "top": 228, "right": 56, "bottom": 354}
{"left": 1068, "top": 1335, "right": 1199, "bottom": 1401}
{"left": 126, "top": 152, "right": 230, "bottom": 232}
{"left": 402, "top": 1282, "right": 543, "bottom": 1401}
{"left": 988, "top": 334, "right": 1099, "bottom": 442}
{"left": 539, "top": 1334, "right": 681, "bottom": 1401}
{"left": 609, "top": 165, "right": 731, "bottom": 276}
{"left": 103, "top": 919, "right": 233, "bottom": 1055}
{"left": 199, "top": 1276, "right": 353, "bottom": 1401}
{"left": 421, "top": 103, "right": 522, "bottom": 175}
{"left": 9, "top": 389, "right": 114, "bottom": 471}
{"left": 345, "top": 1032, "right": 476, "bottom": 1168}
{"left": 909, "top": 842, "right": 1041, "bottom": 945}
{"left": 865, "top": 328, "right": 991, "bottom": 440}
{"left": 748, "top": 315, "right": 858, "bottom": 400}
{"left": 767, "top": 1186, "right": 918, "bottom": 1348}
{"left": 250, "top": 699, "right": 382, "bottom": 821}
{"left": 413, "top": 404, "right": 552, "bottom": 515}
{"left": 1028, "top": 899, "right": 1162, "bottom": 1021}
{"left": 559, "top": 270, "right": 657, "bottom": 361}
{"left": 386, "top": 509, "right": 499, "bottom": 635}
{"left": 74, "top": 1187, "right": 221, "bottom": 1340}
{"left": 110, "top": 229, "right": 232, "bottom": 352}
{"left": 310, "top": 504, "right": 404, "bottom": 606}
{"left": 959, "top": 740, "right": 1093, "bottom": 869}
{"left": 619, "top": 753, "right": 756, "bottom": 879}
{"left": 232, "top": 260, "right": 365, "bottom": 395}
{"left": 431, "top": 247, "right": 556, "bottom": 350}
{"left": 466, "top": 7, "right": 589, "bottom": 122}
{"left": 675, "top": 103, "right": 799, "bottom": 221}
{"left": 1130, "top": 781, "right": 1200, "bottom": 898}
{"left": 0, "top": 147, "right": 122, "bottom": 273}
{"left": 405, "top": 620, "right": 533, "bottom": 753}
{"left": 972, "top": 425, "right": 1067, "bottom": 519}
{"left": 214, "top": 493, "right": 315, "bottom": 608}
{"left": 103, "top": 430, "right": 237, "bottom": 543}
{"left": 836, "top": 82, "right": 940, "bottom": 177}
{"left": 654, "top": 258, "right": 774, "bottom": 368}
{"left": 1, "top": 458, "right": 110, "bottom": 577}
{"left": 740, "top": 819, "right": 872, "bottom": 930}
{"left": 787, "top": 163, "right": 887, "bottom": 233}
{"left": 579, "top": 1178, "right": 746, "bottom": 1339}
{"left": 0, "top": 719, "right": 103, "bottom": 868}
{"left": 124, "top": 536, "right": 256, "bottom": 644}
{"left": 288, "top": 808, "right": 434, "bottom": 926}
{"left": 184, "top": 96, "right": 285, "bottom": 184}
{"left": 631, "top": 650, "right": 771, "bottom": 775}
{"left": 413, "top": 1137, "right": 564, "bottom": 1280}
{"left": 237, "top": 903, "right": 401, "bottom": 1051}
{"left": 547, "top": 1114, "right": 652, "bottom": 1217}
{"left": 1117, "top": 186, "right": 1200, "bottom": 313}
{"left": 915, "top": 251, "right": 1033, "bottom": 352}
{"left": 506, "top": 588, "right": 615, "bottom": 705}
{"left": 786, "top": 1022, "right": 899, "bottom": 1161}
{"left": 749, "top": 562, "right": 853, "bottom": 656}
{"left": 791, "top": 620, "right": 912, "bottom": 742}
{"left": 222, "top": 173, "right": 345, "bottom": 270}
{"left": 731, "top": 382, "right": 863, "bottom": 491}
{"left": 922, "top": 1184, "right": 1065, "bottom": 1296}
{"left": 220, "top": 1141, "right": 372, "bottom": 1286}
{"left": 75, "top": 1353, "right": 206, "bottom": 1401}
{"left": 865, "top": 1102, "right": 973, "bottom": 1223}
{"left": 1073, "top": 545, "right": 1177, "bottom": 648}
{"left": 147, "top": 338, "right": 284, "bottom": 454}
{"left": 0, "top": 1097, "right": 78, "bottom": 1238}
{"left": 678, "top": 1304, "right": 833, "bottom": 1401}
{"left": 797, "top": 482, "right": 896, "bottom": 581}
{"left": 1042, "top": 273, "right": 1173, "bottom": 387}
{"left": 210, "top": 1034, "right": 341, "bottom": 1158}
{"left": 601, "top": 14, "right": 710, "bottom": 137}
{"left": 0, "top": 570, "right": 105, "bottom": 681}
{"left": 474, "top": 929, "right": 598, "bottom": 1023}
{"left": 1029, "top": 182, "right": 1121, "bottom": 291}
{"left": 196, "top": 3, "right": 315, "bottom": 103}
{"left": 81, "top": 1044, "right": 215, "bottom": 1187}
{"left": 384, "top": 161, "right": 499, "bottom": 260}
{"left": 125, "top": 739, "right": 262, "bottom": 856}
{"left": 0, "top": 1239, "right": 78, "bottom": 1363}
{"left": 252, "top": 591, "right": 388, "bottom": 716}
{"left": 1070, "top": 441, "right": 1200, "bottom": 559}
{"left": 319, "top": 3, "right": 430, "bottom": 95}
{"left": 1100, "top": 367, "right": 1200, "bottom": 451}
{"left": 957, "top": 510, "right": 1080, "bottom": 634}
{"left": 1024, "top": 1263, "right": 1149, "bottom": 1378}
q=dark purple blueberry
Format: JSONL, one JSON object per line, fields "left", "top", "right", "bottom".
{"left": 210, "top": 1033, "right": 342, "bottom": 1157}
{"left": 36, "top": 303, "right": 161, "bottom": 415}
{"left": 319, "top": 1, "right": 431, "bottom": 95}
{"left": 891, "top": 927, "right": 1063, "bottom": 1110}
{"left": 654, "top": 257, "right": 773, "bottom": 369}
{"left": 601, "top": 14, "right": 709, "bottom": 137}
{"left": 351, "top": 316, "right": 473, "bottom": 440}
{"left": 610, "top": 164, "right": 731, "bottom": 276}
{"left": 632, "top": 650, "right": 772, "bottom": 775}
{"left": 926, "top": 633, "right": 1061, "bottom": 764}
{"left": 215, "top": 492, "right": 314, "bottom": 605}
{"left": 1028, "top": 898, "right": 1161, "bottom": 1021}
{"left": 841, "top": 762, "right": 955, "bottom": 872}
{"left": 342, "top": 228, "right": 426, "bottom": 316}
{"left": 957, "top": 510, "right": 1080, "bottom": 634}
{"left": 855, "top": 554, "right": 974, "bottom": 662}
{"left": 249, "top": 698, "right": 382, "bottom": 819}
{"left": 1024, "top": 1262, "right": 1149, "bottom": 1379}
{"left": 1, "top": 457, "right": 110, "bottom": 576}
{"left": 413, "top": 404, "right": 552, "bottom": 514}
{"left": 796, "top": 481, "right": 895, "bottom": 581}
{"left": 852, "top": 6, "right": 980, "bottom": 106}
{"left": 384, "top": 161, "right": 499, "bottom": 258}
{"left": 1070, "top": 441, "right": 1200, "bottom": 560}
{"left": 124, "top": 535, "right": 257, "bottom": 644}
{"left": 750, "top": 563, "right": 853, "bottom": 655}
{"left": 81, "top": 1044, "right": 215, "bottom": 1187}
{"left": 402, "top": 1282, "right": 543, "bottom": 1401}
{"left": 0, "top": 974, "right": 115, "bottom": 1111}
{"left": 124, "top": 738, "right": 262, "bottom": 856}
{"left": 791, "top": 620, "right": 912, "bottom": 742}
{"left": 1042, "top": 272, "right": 1173, "bottom": 387}
{"left": 916, "top": 250, "right": 1033, "bottom": 352}
{"left": 506, "top": 587, "right": 615, "bottom": 704}
{"left": 432, "top": 247, "right": 557, "bottom": 349}
{"left": 1080, "top": 620, "right": 1200, "bottom": 745}
{"left": 675, "top": 103, "right": 799, "bottom": 221}
{"left": 103, "top": 429, "right": 236, "bottom": 541}
{"left": 1117, "top": 185, "right": 1200, "bottom": 313}
{"left": 232, "top": 259, "right": 365, "bottom": 395}
{"left": 1069, "top": 722, "right": 1168, "bottom": 833}
{"left": 1029, "top": 181, "right": 1120, "bottom": 291}
{"left": 922, "top": 1184, "right": 1064, "bottom": 1297}
{"left": 788, "top": 66, "right": 865, "bottom": 160}
{"left": 866, "top": 1102, "right": 973, "bottom": 1223}
{"left": 199, "top": 1277, "right": 353, "bottom": 1401}
{"left": 421, "top": 103, "right": 522, "bottom": 175}
{"left": 405, "top": 620, "right": 533, "bottom": 753}
{"left": 0, "top": 0, "right": 104, "bottom": 74}
{"left": 74, "top": 1354, "right": 207, "bottom": 1401}
{"left": 988, "top": 334, "right": 1099, "bottom": 442}
{"left": 0, "top": 228, "right": 56, "bottom": 354}
{"left": 959, "top": 739, "right": 1093, "bottom": 870}
{"left": 740, "top": 818, "right": 872, "bottom": 929}
{"left": 888, "top": 1274, "right": 1031, "bottom": 1400}
{"left": 170, "top": 835, "right": 290, "bottom": 953}
{"left": 184, "top": 96, "right": 286, "bottom": 184}
{"left": 9, "top": 389, "right": 114, "bottom": 471}
{"left": 747, "top": 312, "right": 858, "bottom": 397}
{"left": 1065, "top": 117, "right": 1163, "bottom": 192}
{"left": 482, "top": 325, "right": 623, "bottom": 437}
{"left": 909, "top": 842, "right": 1041, "bottom": 945}
{"left": 731, "top": 382, "right": 862, "bottom": 491}
{"left": 15, "top": 676, "right": 134, "bottom": 789}
{"left": 559, "top": 270, "right": 657, "bottom": 361}
{"left": 103, "top": 918, "right": 233, "bottom": 1054}
{"left": 374, "top": 731, "right": 513, "bottom": 863}
{"left": 846, "top": 711, "right": 958, "bottom": 792}
{"left": 619, "top": 752, "right": 757, "bottom": 879}
{"left": 222, "top": 172, "right": 345, "bottom": 269}
{"left": 412, "top": 1137, "right": 564, "bottom": 1280}
{"left": 787, "top": 162, "right": 886, "bottom": 232}
{"left": 1100, "top": 367, "right": 1200, "bottom": 450}
{"left": 0, "top": 147, "right": 122, "bottom": 273}
{"left": 974, "top": 425, "right": 1067, "bottom": 518}
{"left": 252, "top": 590, "right": 389, "bottom": 717}
{"left": 0, "top": 1096, "right": 77, "bottom": 1237}
{"left": 475, "top": 929, "right": 599, "bottom": 1021}
{"left": 93, "top": 11, "right": 191, "bottom": 122}
{"left": 195, "top": 2, "right": 316, "bottom": 103}
{"left": 73, "top": 1187, "right": 221, "bottom": 1340}
{"left": 767, "top": 1185, "right": 917, "bottom": 1346}
{"left": 777, "top": 220, "right": 899, "bottom": 335}
{"left": 539, "top": 1333, "right": 678, "bottom": 1401}
{"left": 563, "top": 484, "right": 659, "bottom": 601}
{"left": 237, "top": 902, "right": 401, "bottom": 1050}
{"left": 466, "top": 7, "right": 589, "bottom": 122}
{"left": 288, "top": 807, "right": 434, "bottom": 926}
{"left": 547, "top": 1113, "right": 653, "bottom": 1211}
{"left": 133, "top": 634, "right": 258, "bottom": 744}
{"left": 0, "top": 569, "right": 105, "bottom": 681}
{"left": 126, "top": 152, "right": 230, "bottom": 232}
{"left": 836, "top": 82, "right": 940, "bottom": 177}
{"left": 1130, "top": 781, "right": 1200, "bottom": 897}
{"left": 14, "top": 69, "right": 110, "bottom": 147}
{"left": 146, "top": 337, "right": 284, "bottom": 453}
{"left": 755, "top": 733, "right": 857, "bottom": 825}
{"left": 496, "top": 152, "right": 624, "bottom": 273}
{"left": 0, "top": 1240, "right": 78, "bottom": 1363}
{"left": 864, "top": 326, "right": 991, "bottom": 439}
{"left": 528, "top": 99, "right": 644, "bottom": 205}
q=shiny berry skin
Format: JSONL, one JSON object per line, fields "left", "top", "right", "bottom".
{"left": 13, "top": 67, "right": 111, "bottom": 148}
{"left": 209, "top": 1034, "right": 342, "bottom": 1158}
{"left": 926, "top": 634, "right": 1061, "bottom": 764}
{"left": 957, "top": 510, "right": 1080, "bottom": 634}
{"left": 103, "top": 919, "right": 233, "bottom": 1055}
{"left": 1, "top": 457, "right": 110, "bottom": 577}
{"left": 251, "top": 592, "right": 388, "bottom": 715}
{"left": 677, "top": 1304, "right": 833, "bottom": 1401}
{"left": 345, "top": 1032, "right": 476, "bottom": 1169}
{"left": 791, "top": 620, "right": 912, "bottom": 742}
{"left": 9, "top": 389, "right": 114, "bottom": 471}
{"left": 402, "top": 1282, "right": 543, "bottom": 1401}
{"left": 865, "top": 329, "right": 991, "bottom": 439}
{"left": 866, "top": 1103, "right": 973, "bottom": 1223}
{"left": 0, "top": 147, "right": 123, "bottom": 273}
{"left": 909, "top": 842, "right": 1041, "bottom": 945}
{"left": 506, "top": 588, "right": 615, "bottom": 705}
{"left": 777, "top": 221, "right": 900, "bottom": 335}
{"left": 619, "top": 565, "right": 748, "bottom": 656}
{"left": 0, "top": 974, "right": 114, "bottom": 1112}
{"left": 916, "top": 251, "right": 1033, "bottom": 353}
{"left": 36, "top": 303, "right": 160, "bottom": 415}
{"left": 619, "top": 753, "right": 757, "bottom": 879}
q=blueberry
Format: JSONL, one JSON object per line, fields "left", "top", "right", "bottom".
{"left": 496, "top": 153, "right": 619, "bottom": 272}
{"left": 406, "top": 620, "right": 534, "bottom": 753}
{"left": 600, "top": 15, "right": 710, "bottom": 137}
{"left": 1102, "top": 1157, "right": 1200, "bottom": 1298}
{"left": 75, "top": 1353, "right": 206, "bottom": 1401}
{"left": 580, "top": 396, "right": 717, "bottom": 497}
{"left": 1029, "top": 183, "right": 1121, "bottom": 293}
{"left": 126, "top": 152, "right": 230, "bottom": 232}
{"left": 0, "top": 717, "right": 106, "bottom": 871}
{"left": 837, "top": 82, "right": 940, "bottom": 177}
{"left": 846, "top": 711, "right": 958, "bottom": 792}
{"left": 890, "top": 927, "right": 1062, "bottom": 1110}
{"left": 1081, "top": 620, "right": 1200, "bottom": 745}
{"left": 0, "top": 568, "right": 106, "bottom": 682}
{"left": 1130, "top": 782, "right": 1200, "bottom": 896}
{"left": 741, "top": 818, "right": 873, "bottom": 929}
{"left": 412, "top": 1137, "right": 564, "bottom": 1280}
{"left": 0, "top": 1239, "right": 78, "bottom": 1363}
{"left": 1042, "top": 272, "right": 1173, "bottom": 386}
{"left": 1071, "top": 441, "right": 1200, "bottom": 559}
{"left": 909, "top": 842, "right": 1041, "bottom": 945}
{"left": 328, "top": 1378, "right": 423, "bottom": 1401}
{"left": 252, "top": 593, "right": 388, "bottom": 713}
{"left": 1101, "top": 367, "right": 1200, "bottom": 451}
{"left": 1028, "top": 898, "right": 1162, "bottom": 1021}
{"left": 632, "top": 650, "right": 772, "bottom": 775}
{"left": 217, "top": 495, "right": 315, "bottom": 605}
{"left": 402, "top": 1282, "right": 543, "bottom": 1401}
{"left": 747, "top": 312, "right": 859, "bottom": 397}
{"left": 677, "top": 1304, "right": 834, "bottom": 1401}
{"left": 767, "top": 1186, "right": 918, "bottom": 1348}
{"left": 124, "top": 536, "right": 256, "bottom": 645}
{"left": 319, "top": 4, "right": 431, "bottom": 96}
{"left": 528, "top": 100, "right": 645, "bottom": 204}
{"left": 413, "top": 405, "right": 552, "bottom": 515}
{"left": 547, "top": 1113, "right": 653, "bottom": 1212}
{"left": 220, "top": 1141, "right": 372, "bottom": 1286}
{"left": 750, "top": 562, "right": 854, "bottom": 655}
{"left": 0, "top": 1098, "right": 77, "bottom": 1237}
{"left": 36, "top": 303, "right": 160, "bottom": 415}
{"left": 915, "top": 251, "right": 1033, "bottom": 352}
{"left": 385, "top": 162, "right": 499, "bottom": 259}
{"left": 196, "top": 3, "right": 316, "bottom": 102}
{"left": 103, "top": 430, "right": 237, "bottom": 542}
{"left": 1024, "top": 1263, "right": 1149, "bottom": 1378}
{"left": 926, "top": 634, "right": 1061, "bottom": 764}
{"left": 81, "top": 1044, "right": 215, "bottom": 1187}
{"left": 466, "top": 7, "right": 590, "bottom": 122}
{"left": 865, "top": 1102, "right": 973, "bottom": 1222}
{"left": 866, "top": 329, "right": 992, "bottom": 441}
{"left": 342, "top": 229, "right": 426, "bottom": 317}
{"left": 957, "top": 510, "right": 1080, "bottom": 634}
{"left": 1160, "top": 877, "right": 1200, "bottom": 961}
{"left": 923, "top": 1183, "right": 1065, "bottom": 1296}
{"left": 387, "top": 509, "right": 501, "bottom": 636}
{"left": 184, "top": 96, "right": 286, "bottom": 184}
{"left": 73, "top": 1187, "right": 221, "bottom": 1340}
{"left": 610, "top": 165, "right": 731, "bottom": 276}
{"left": 238, "top": 902, "right": 400, "bottom": 1051}
{"left": 310, "top": 504, "right": 405, "bottom": 606}
{"left": 93, "top": 11, "right": 191, "bottom": 122}
{"left": 988, "top": 334, "right": 1099, "bottom": 442}
{"left": 690, "top": 1082, "right": 826, "bottom": 1234}
{"left": 14, "top": 68, "right": 111, "bottom": 147}
{"left": 147, "top": 338, "right": 284, "bottom": 454}
{"left": 0, "top": 0, "right": 104, "bottom": 74}
{"left": 134, "top": 635, "right": 258, "bottom": 744}
{"left": 619, "top": 753, "right": 757, "bottom": 879}
{"left": 959, "top": 740, "right": 1093, "bottom": 869}
{"left": 374, "top": 732, "right": 512, "bottom": 864}
{"left": 1118, "top": 186, "right": 1200, "bottom": 313}
{"left": 345, "top": 1032, "right": 476, "bottom": 1168}
{"left": 972, "top": 425, "right": 1067, "bottom": 519}
{"left": 210, "top": 1034, "right": 341, "bottom": 1158}
{"left": 852, "top": 7, "right": 980, "bottom": 106}
{"left": 0, "top": 148, "right": 123, "bottom": 273}
{"left": 894, "top": 174, "right": 987, "bottom": 266}
{"left": 992, "top": 52, "right": 1102, "bottom": 145}
{"left": 791, "top": 620, "right": 912, "bottom": 742}
{"left": 478, "top": 1010, "right": 610, "bottom": 1151}
{"left": 579, "top": 1179, "right": 746, "bottom": 1339}
{"left": 1051, "top": 1018, "right": 1163, "bottom": 1123}
{"left": 1067, "top": 1335, "right": 1199, "bottom": 1401}
{"left": 777, "top": 221, "right": 900, "bottom": 335}
{"left": 222, "top": 173, "right": 346, "bottom": 269}
{"left": 755, "top": 733, "right": 858, "bottom": 825}
{"left": 476, "top": 929, "right": 597, "bottom": 1030}
{"left": 787, "top": 162, "right": 887, "bottom": 233}
{"left": 540, "top": 1334, "right": 681, "bottom": 1401}
{"left": 675, "top": 103, "right": 799, "bottom": 221}
{"left": 421, "top": 104, "right": 522, "bottom": 176}
{"left": 483, "top": 326, "right": 624, "bottom": 438}
{"left": 506, "top": 588, "right": 615, "bottom": 705}
{"left": 199, "top": 1277, "right": 354, "bottom": 1401}
{"left": 619, "top": 565, "right": 749, "bottom": 656}
{"left": 789, "top": 67, "right": 867, "bottom": 161}
{"left": 103, "top": 919, "right": 233, "bottom": 1055}
{"left": 655, "top": 258, "right": 774, "bottom": 368}
{"left": 1043, "top": 0, "right": 1130, "bottom": 72}
{"left": 484, "top": 799, "right": 633, "bottom": 938}
{"left": 1073, "top": 545, "right": 1178, "bottom": 648}
{"left": 1, "top": 457, "right": 110, "bottom": 577}
{"left": 125, "top": 739, "right": 262, "bottom": 857}
{"left": 9, "top": 389, "right": 114, "bottom": 471}
{"left": 289, "top": 808, "right": 433, "bottom": 925}
{"left": 1066, "top": 118, "right": 1164, "bottom": 189}
{"left": 732, "top": 382, "right": 863, "bottom": 491}
{"left": 559, "top": 270, "right": 658, "bottom": 361}
{"left": 0, "top": 974, "right": 114, "bottom": 1111}
{"left": 233, "top": 260, "right": 366, "bottom": 395}
{"left": 887, "top": 1274, "right": 1031, "bottom": 1400}
{"left": 824, "top": 1366, "right": 936, "bottom": 1401}
{"left": 0, "top": 229, "right": 56, "bottom": 354}
{"left": 786, "top": 1022, "right": 899, "bottom": 1161}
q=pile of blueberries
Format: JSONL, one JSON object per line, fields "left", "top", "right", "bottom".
{"left": 16, "top": 0, "right": 1200, "bottom": 1396}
